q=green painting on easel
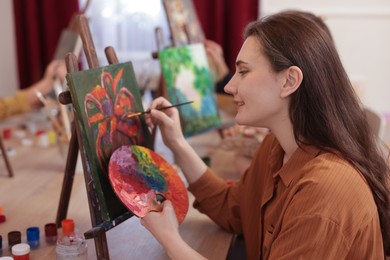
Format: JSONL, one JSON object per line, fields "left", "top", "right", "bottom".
{"left": 159, "top": 43, "right": 221, "bottom": 137}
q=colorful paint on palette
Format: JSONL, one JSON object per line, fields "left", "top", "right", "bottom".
{"left": 108, "top": 145, "right": 189, "bottom": 223}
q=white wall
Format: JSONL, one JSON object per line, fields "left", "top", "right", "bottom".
{"left": 0, "top": 0, "right": 19, "bottom": 97}
{"left": 261, "top": 0, "right": 390, "bottom": 114}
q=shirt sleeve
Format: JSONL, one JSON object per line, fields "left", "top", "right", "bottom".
{"left": 0, "top": 91, "right": 31, "bottom": 120}
{"left": 188, "top": 168, "right": 243, "bottom": 234}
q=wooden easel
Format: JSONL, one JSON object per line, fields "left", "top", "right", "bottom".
{"left": 152, "top": 27, "right": 168, "bottom": 99}
{"left": 0, "top": 135, "right": 13, "bottom": 177}
{"left": 56, "top": 15, "right": 134, "bottom": 259}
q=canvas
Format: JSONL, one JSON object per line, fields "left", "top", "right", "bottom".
{"left": 159, "top": 43, "right": 221, "bottom": 137}
{"left": 54, "top": 29, "right": 82, "bottom": 60}
{"left": 51, "top": 29, "right": 83, "bottom": 98}
{"left": 66, "top": 62, "right": 153, "bottom": 221}
{"left": 162, "top": 0, "right": 204, "bottom": 46}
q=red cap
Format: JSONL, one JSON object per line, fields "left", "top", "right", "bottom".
{"left": 61, "top": 219, "right": 74, "bottom": 235}
{"left": 0, "top": 214, "right": 6, "bottom": 223}
{"left": 35, "top": 130, "right": 46, "bottom": 136}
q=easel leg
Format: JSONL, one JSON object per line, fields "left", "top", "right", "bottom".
{"left": 0, "top": 135, "right": 14, "bottom": 177}
{"left": 56, "top": 125, "right": 79, "bottom": 226}
{"left": 95, "top": 232, "right": 110, "bottom": 260}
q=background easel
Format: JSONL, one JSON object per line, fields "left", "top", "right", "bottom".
{"left": 56, "top": 15, "right": 136, "bottom": 259}
{"left": 0, "top": 135, "right": 13, "bottom": 177}
{"left": 152, "top": 23, "right": 195, "bottom": 99}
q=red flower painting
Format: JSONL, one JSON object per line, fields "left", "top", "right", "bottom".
{"left": 84, "top": 68, "right": 145, "bottom": 174}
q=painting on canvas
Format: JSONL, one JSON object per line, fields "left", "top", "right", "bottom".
{"left": 162, "top": 0, "right": 204, "bottom": 46}
{"left": 66, "top": 62, "right": 153, "bottom": 220}
{"left": 159, "top": 43, "right": 221, "bottom": 137}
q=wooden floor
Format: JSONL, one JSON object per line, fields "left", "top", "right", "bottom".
{"left": 0, "top": 112, "right": 238, "bottom": 259}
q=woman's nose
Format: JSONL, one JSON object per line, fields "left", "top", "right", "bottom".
{"left": 224, "top": 75, "right": 236, "bottom": 95}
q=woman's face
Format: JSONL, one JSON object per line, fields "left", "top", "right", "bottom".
{"left": 224, "top": 36, "right": 289, "bottom": 128}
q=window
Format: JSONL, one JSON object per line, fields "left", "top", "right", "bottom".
{"left": 78, "top": 0, "right": 171, "bottom": 91}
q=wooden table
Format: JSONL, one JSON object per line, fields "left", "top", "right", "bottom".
{"left": 0, "top": 116, "right": 237, "bottom": 259}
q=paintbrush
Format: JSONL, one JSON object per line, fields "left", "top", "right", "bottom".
{"left": 123, "top": 100, "right": 194, "bottom": 119}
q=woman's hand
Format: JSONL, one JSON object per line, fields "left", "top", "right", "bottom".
{"left": 35, "top": 60, "right": 67, "bottom": 97}
{"left": 146, "top": 97, "right": 208, "bottom": 184}
{"left": 141, "top": 200, "right": 207, "bottom": 259}
{"left": 26, "top": 60, "right": 66, "bottom": 108}
{"left": 204, "top": 39, "right": 229, "bottom": 82}
{"left": 145, "top": 97, "right": 186, "bottom": 151}
{"left": 141, "top": 200, "right": 180, "bottom": 245}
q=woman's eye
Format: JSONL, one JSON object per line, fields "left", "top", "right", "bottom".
{"left": 238, "top": 70, "right": 248, "bottom": 76}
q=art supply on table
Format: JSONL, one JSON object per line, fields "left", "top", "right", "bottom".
{"left": 26, "top": 227, "right": 40, "bottom": 249}
{"left": 11, "top": 243, "right": 30, "bottom": 260}
{"left": 0, "top": 235, "right": 2, "bottom": 250}
{"left": 56, "top": 219, "right": 87, "bottom": 260}
{"left": 2, "top": 129, "right": 11, "bottom": 140}
{"left": 35, "top": 131, "right": 49, "bottom": 148}
{"left": 20, "top": 139, "right": 33, "bottom": 147}
{"left": 123, "top": 100, "right": 194, "bottom": 119}
{"left": 47, "top": 130, "right": 57, "bottom": 145}
{"left": 44, "top": 223, "right": 58, "bottom": 244}
{"left": 7, "top": 231, "right": 21, "bottom": 250}
{"left": 25, "top": 122, "right": 37, "bottom": 135}
{"left": 0, "top": 257, "right": 14, "bottom": 260}
{"left": 13, "top": 129, "right": 26, "bottom": 139}
{"left": 0, "top": 207, "right": 5, "bottom": 223}
{"left": 0, "top": 214, "right": 6, "bottom": 223}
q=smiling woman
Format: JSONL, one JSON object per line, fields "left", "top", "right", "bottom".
{"left": 140, "top": 10, "right": 390, "bottom": 259}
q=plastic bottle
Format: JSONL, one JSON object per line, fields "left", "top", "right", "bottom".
{"left": 26, "top": 226, "right": 40, "bottom": 249}
{"left": 56, "top": 219, "right": 87, "bottom": 260}
{"left": 44, "top": 223, "right": 58, "bottom": 244}
{"left": 11, "top": 243, "right": 30, "bottom": 260}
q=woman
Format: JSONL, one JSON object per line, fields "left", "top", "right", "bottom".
{"left": 0, "top": 59, "right": 66, "bottom": 120}
{"left": 142, "top": 11, "right": 390, "bottom": 259}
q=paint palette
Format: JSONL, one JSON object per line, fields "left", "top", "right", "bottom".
{"left": 108, "top": 145, "right": 189, "bottom": 223}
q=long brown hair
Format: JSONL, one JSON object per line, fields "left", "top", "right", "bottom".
{"left": 245, "top": 10, "right": 390, "bottom": 255}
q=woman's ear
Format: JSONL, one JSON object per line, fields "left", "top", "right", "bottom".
{"left": 280, "top": 66, "right": 303, "bottom": 98}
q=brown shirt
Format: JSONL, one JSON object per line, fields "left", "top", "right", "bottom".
{"left": 188, "top": 134, "right": 384, "bottom": 259}
{"left": 0, "top": 91, "right": 31, "bottom": 120}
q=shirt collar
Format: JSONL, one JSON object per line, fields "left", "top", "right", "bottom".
{"left": 269, "top": 139, "right": 322, "bottom": 187}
